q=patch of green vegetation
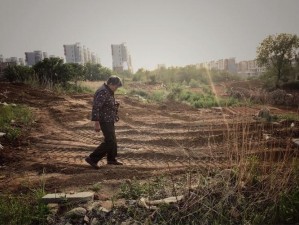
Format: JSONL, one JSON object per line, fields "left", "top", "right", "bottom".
{"left": 278, "top": 113, "right": 299, "bottom": 121}
{"left": 149, "top": 90, "right": 168, "bottom": 102}
{"left": 90, "top": 182, "right": 102, "bottom": 192}
{"left": 116, "top": 87, "right": 128, "bottom": 95}
{"left": 118, "top": 177, "right": 166, "bottom": 200}
{"left": 274, "top": 188, "right": 299, "bottom": 223}
{"left": 0, "top": 186, "right": 48, "bottom": 225}
{"left": 0, "top": 104, "right": 34, "bottom": 143}
{"left": 168, "top": 85, "right": 243, "bottom": 108}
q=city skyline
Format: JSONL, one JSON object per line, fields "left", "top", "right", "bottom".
{"left": 0, "top": 0, "right": 299, "bottom": 70}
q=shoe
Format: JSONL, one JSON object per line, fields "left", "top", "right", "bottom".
{"left": 85, "top": 157, "right": 100, "bottom": 169}
{"left": 107, "top": 160, "right": 123, "bottom": 165}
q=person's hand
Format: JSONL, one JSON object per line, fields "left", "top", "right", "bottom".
{"left": 94, "top": 121, "right": 100, "bottom": 132}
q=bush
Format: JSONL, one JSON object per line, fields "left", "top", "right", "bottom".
{"left": 53, "top": 83, "right": 93, "bottom": 94}
{"left": 0, "top": 104, "right": 33, "bottom": 143}
{"left": 150, "top": 90, "right": 167, "bottom": 102}
{"left": 189, "top": 79, "right": 200, "bottom": 88}
{"left": 3, "top": 65, "right": 34, "bottom": 83}
{"left": 0, "top": 189, "right": 49, "bottom": 225}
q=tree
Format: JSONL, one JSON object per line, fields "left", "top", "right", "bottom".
{"left": 257, "top": 33, "right": 299, "bottom": 87}
{"left": 67, "top": 63, "right": 84, "bottom": 85}
{"left": 4, "top": 65, "right": 34, "bottom": 83}
{"left": 84, "top": 63, "right": 112, "bottom": 81}
{"left": 33, "top": 57, "right": 68, "bottom": 86}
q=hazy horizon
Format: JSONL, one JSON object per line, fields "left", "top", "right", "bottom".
{"left": 0, "top": 0, "right": 299, "bottom": 71}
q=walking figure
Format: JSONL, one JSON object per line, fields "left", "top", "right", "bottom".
{"left": 85, "top": 76, "right": 123, "bottom": 169}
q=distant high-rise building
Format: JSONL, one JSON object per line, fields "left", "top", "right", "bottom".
{"left": 19, "top": 58, "right": 25, "bottom": 65}
{"left": 43, "top": 52, "right": 48, "bottom": 59}
{"left": 6, "top": 57, "right": 19, "bottom": 65}
{"left": 0, "top": 54, "right": 4, "bottom": 63}
{"left": 25, "top": 50, "right": 45, "bottom": 66}
{"left": 25, "top": 52, "right": 36, "bottom": 66}
{"left": 64, "top": 43, "right": 99, "bottom": 65}
{"left": 91, "top": 52, "right": 100, "bottom": 64}
{"left": 63, "top": 42, "right": 84, "bottom": 64}
{"left": 225, "top": 58, "right": 237, "bottom": 73}
{"left": 111, "top": 43, "right": 133, "bottom": 73}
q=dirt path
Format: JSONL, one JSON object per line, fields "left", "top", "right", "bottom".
{"left": 0, "top": 83, "right": 298, "bottom": 194}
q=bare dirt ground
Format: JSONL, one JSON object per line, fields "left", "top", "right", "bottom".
{"left": 0, "top": 82, "right": 298, "bottom": 196}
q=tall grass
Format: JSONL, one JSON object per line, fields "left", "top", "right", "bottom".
{"left": 0, "top": 180, "right": 49, "bottom": 225}
{"left": 114, "top": 112, "right": 299, "bottom": 224}
{"left": 25, "top": 76, "right": 94, "bottom": 94}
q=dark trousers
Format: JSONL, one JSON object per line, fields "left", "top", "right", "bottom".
{"left": 89, "top": 122, "right": 117, "bottom": 163}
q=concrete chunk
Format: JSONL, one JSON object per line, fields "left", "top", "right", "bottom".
{"left": 42, "top": 192, "right": 94, "bottom": 204}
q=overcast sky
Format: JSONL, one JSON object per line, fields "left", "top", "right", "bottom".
{"left": 0, "top": 0, "right": 298, "bottom": 70}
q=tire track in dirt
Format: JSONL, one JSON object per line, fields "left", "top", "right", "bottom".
{"left": 2, "top": 83, "right": 298, "bottom": 193}
{"left": 29, "top": 94, "right": 259, "bottom": 173}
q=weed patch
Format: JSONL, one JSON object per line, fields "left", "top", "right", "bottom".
{"left": 0, "top": 188, "right": 48, "bottom": 225}
{"left": 0, "top": 104, "right": 34, "bottom": 143}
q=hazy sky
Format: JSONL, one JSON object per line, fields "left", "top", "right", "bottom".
{"left": 0, "top": 0, "right": 299, "bottom": 70}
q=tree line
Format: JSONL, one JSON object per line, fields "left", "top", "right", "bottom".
{"left": 132, "top": 66, "right": 242, "bottom": 86}
{"left": 3, "top": 57, "right": 112, "bottom": 86}
{"left": 3, "top": 33, "right": 299, "bottom": 90}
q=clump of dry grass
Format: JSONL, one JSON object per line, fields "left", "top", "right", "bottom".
{"left": 116, "top": 112, "right": 299, "bottom": 224}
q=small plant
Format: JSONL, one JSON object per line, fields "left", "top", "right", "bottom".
{"left": 118, "top": 178, "right": 147, "bottom": 200}
{"left": 91, "top": 182, "right": 102, "bottom": 192}
{"left": 4, "top": 126, "right": 21, "bottom": 142}
{"left": 116, "top": 87, "right": 128, "bottom": 95}
{"left": 118, "top": 177, "right": 167, "bottom": 200}
{"left": 189, "top": 78, "right": 200, "bottom": 88}
{"left": 0, "top": 104, "right": 34, "bottom": 143}
{"left": 149, "top": 90, "right": 168, "bottom": 102}
{"left": 0, "top": 186, "right": 49, "bottom": 225}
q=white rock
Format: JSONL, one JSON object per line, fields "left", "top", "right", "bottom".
{"left": 0, "top": 144, "right": 3, "bottom": 150}
{"left": 0, "top": 132, "right": 6, "bottom": 137}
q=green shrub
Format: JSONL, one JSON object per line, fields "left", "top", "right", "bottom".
{"left": 189, "top": 79, "right": 200, "bottom": 88}
{"left": 275, "top": 188, "right": 299, "bottom": 223}
{"left": 0, "top": 104, "right": 33, "bottom": 143}
{"left": 150, "top": 90, "right": 168, "bottom": 102}
{"left": 116, "top": 87, "right": 128, "bottom": 95}
{"left": 0, "top": 191, "right": 49, "bottom": 225}
{"left": 118, "top": 177, "right": 166, "bottom": 200}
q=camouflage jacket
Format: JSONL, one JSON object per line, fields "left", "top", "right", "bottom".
{"left": 91, "top": 84, "right": 118, "bottom": 123}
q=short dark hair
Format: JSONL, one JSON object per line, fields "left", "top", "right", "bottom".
{"left": 107, "top": 76, "right": 122, "bottom": 87}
